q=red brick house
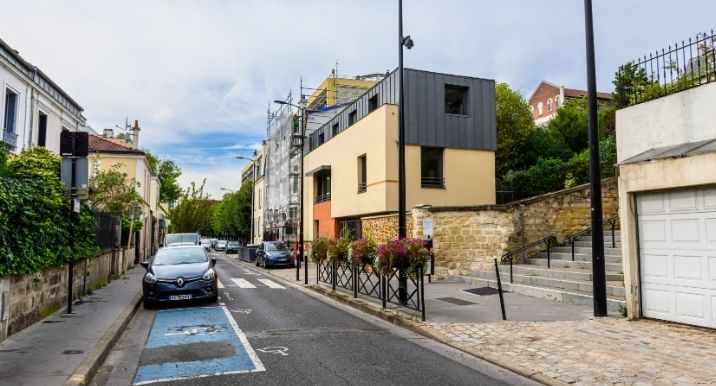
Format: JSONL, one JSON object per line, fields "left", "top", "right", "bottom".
{"left": 528, "top": 81, "right": 612, "bottom": 125}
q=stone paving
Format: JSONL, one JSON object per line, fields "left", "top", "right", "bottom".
{"left": 428, "top": 318, "right": 716, "bottom": 385}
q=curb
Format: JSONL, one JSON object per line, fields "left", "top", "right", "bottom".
{"left": 63, "top": 291, "right": 143, "bottom": 386}
{"left": 256, "top": 262, "right": 562, "bottom": 386}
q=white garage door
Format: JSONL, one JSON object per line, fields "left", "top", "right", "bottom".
{"left": 638, "top": 186, "right": 716, "bottom": 328}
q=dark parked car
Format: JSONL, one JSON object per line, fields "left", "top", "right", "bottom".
{"left": 164, "top": 233, "right": 201, "bottom": 247}
{"left": 141, "top": 246, "right": 218, "bottom": 308}
{"left": 256, "top": 241, "right": 293, "bottom": 268}
{"left": 226, "top": 241, "right": 239, "bottom": 254}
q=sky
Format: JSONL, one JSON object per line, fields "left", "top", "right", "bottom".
{"left": 2, "top": 0, "right": 715, "bottom": 198}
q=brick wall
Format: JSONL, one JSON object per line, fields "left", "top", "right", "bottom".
{"left": 361, "top": 213, "right": 414, "bottom": 244}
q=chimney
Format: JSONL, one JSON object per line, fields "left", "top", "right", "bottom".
{"left": 103, "top": 128, "right": 114, "bottom": 138}
{"left": 131, "top": 120, "right": 141, "bottom": 149}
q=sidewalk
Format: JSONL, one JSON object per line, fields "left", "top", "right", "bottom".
{"left": 0, "top": 267, "right": 143, "bottom": 386}
{"left": 255, "top": 259, "right": 716, "bottom": 386}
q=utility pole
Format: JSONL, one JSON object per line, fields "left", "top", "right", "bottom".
{"left": 584, "top": 0, "right": 608, "bottom": 316}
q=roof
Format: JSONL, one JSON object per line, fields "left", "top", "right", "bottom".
{"left": 563, "top": 87, "right": 612, "bottom": 100}
{"left": 528, "top": 80, "right": 612, "bottom": 102}
{"left": 0, "top": 37, "right": 84, "bottom": 115}
{"left": 620, "top": 138, "right": 716, "bottom": 165}
{"left": 89, "top": 134, "right": 144, "bottom": 154}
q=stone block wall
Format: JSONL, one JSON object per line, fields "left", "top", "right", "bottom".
{"left": 411, "top": 178, "right": 619, "bottom": 278}
{"left": 0, "top": 248, "right": 126, "bottom": 343}
{"left": 361, "top": 213, "right": 414, "bottom": 244}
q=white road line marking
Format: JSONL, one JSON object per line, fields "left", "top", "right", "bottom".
{"left": 217, "top": 279, "right": 225, "bottom": 288}
{"left": 232, "top": 278, "right": 257, "bottom": 288}
{"left": 221, "top": 305, "right": 266, "bottom": 371}
{"left": 257, "top": 278, "right": 285, "bottom": 289}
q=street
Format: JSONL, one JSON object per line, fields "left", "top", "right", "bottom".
{"left": 91, "top": 252, "right": 536, "bottom": 386}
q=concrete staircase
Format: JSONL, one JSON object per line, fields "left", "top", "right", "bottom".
{"left": 452, "top": 231, "right": 626, "bottom": 312}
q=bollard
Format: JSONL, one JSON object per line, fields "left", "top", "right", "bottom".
{"left": 494, "top": 258, "right": 506, "bottom": 321}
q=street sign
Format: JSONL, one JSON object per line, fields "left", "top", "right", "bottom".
{"left": 73, "top": 198, "right": 80, "bottom": 213}
{"left": 61, "top": 157, "right": 89, "bottom": 191}
{"left": 422, "top": 218, "right": 433, "bottom": 237}
{"left": 60, "top": 131, "right": 88, "bottom": 156}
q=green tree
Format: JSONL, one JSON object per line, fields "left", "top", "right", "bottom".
{"left": 494, "top": 83, "right": 536, "bottom": 178}
{"left": 88, "top": 160, "right": 141, "bottom": 216}
{"left": 209, "top": 180, "right": 252, "bottom": 241}
{"left": 168, "top": 180, "right": 215, "bottom": 235}
{"left": 144, "top": 151, "right": 183, "bottom": 208}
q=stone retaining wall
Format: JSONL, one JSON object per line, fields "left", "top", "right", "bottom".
{"left": 361, "top": 213, "right": 414, "bottom": 244}
{"left": 411, "top": 178, "right": 619, "bottom": 277}
{"left": 0, "top": 248, "right": 131, "bottom": 343}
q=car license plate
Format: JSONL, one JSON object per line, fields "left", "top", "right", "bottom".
{"left": 169, "top": 294, "right": 192, "bottom": 301}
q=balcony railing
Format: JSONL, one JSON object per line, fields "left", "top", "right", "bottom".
{"left": 357, "top": 182, "right": 367, "bottom": 194}
{"left": 615, "top": 30, "right": 716, "bottom": 108}
{"left": 421, "top": 176, "right": 445, "bottom": 188}
{"left": 2, "top": 130, "right": 18, "bottom": 150}
{"left": 315, "top": 192, "right": 331, "bottom": 203}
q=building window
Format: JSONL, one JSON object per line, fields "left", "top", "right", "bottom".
{"left": 421, "top": 147, "right": 444, "bottom": 188}
{"left": 291, "top": 175, "right": 299, "bottom": 195}
{"left": 332, "top": 122, "right": 339, "bottom": 137}
{"left": 357, "top": 154, "right": 367, "bottom": 193}
{"left": 529, "top": 105, "right": 534, "bottom": 114}
{"left": 444, "top": 84, "right": 468, "bottom": 115}
{"left": 348, "top": 110, "right": 357, "bottom": 126}
{"left": 368, "top": 95, "right": 379, "bottom": 113}
{"left": 38, "top": 112, "right": 48, "bottom": 147}
{"left": 318, "top": 131, "right": 325, "bottom": 145}
{"left": 555, "top": 95, "right": 561, "bottom": 107}
{"left": 537, "top": 102, "right": 543, "bottom": 115}
{"left": 547, "top": 98, "right": 553, "bottom": 112}
{"left": 315, "top": 170, "right": 331, "bottom": 203}
{"left": 4, "top": 88, "right": 18, "bottom": 133}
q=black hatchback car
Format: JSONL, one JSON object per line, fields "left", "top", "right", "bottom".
{"left": 256, "top": 241, "right": 293, "bottom": 268}
{"left": 141, "top": 246, "right": 218, "bottom": 308}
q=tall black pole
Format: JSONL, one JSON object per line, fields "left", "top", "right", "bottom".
{"left": 397, "top": 0, "right": 407, "bottom": 239}
{"left": 584, "top": 0, "right": 607, "bottom": 316}
{"left": 300, "top": 107, "right": 308, "bottom": 284}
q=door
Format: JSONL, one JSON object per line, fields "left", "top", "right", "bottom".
{"left": 637, "top": 186, "right": 716, "bottom": 328}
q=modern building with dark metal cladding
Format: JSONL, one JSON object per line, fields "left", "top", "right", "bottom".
{"left": 302, "top": 67, "right": 497, "bottom": 241}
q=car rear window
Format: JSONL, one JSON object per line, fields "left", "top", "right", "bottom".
{"left": 165, "top": 233, "right": 199, "bottom": 245}
{"left": 153, "top": 247, "right": 207, "bottom": 265}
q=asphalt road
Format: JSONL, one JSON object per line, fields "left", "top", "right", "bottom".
{"left": 92, "top": 252, "right": 537, "bottom": 386}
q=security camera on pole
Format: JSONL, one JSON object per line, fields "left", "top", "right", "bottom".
{"left": 60, "top": 131, "right": 89, "bottom": 314}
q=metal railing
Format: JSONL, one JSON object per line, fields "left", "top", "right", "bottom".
{"left": 315, "top": 192, "right": 331, "bottom": 203}
{"left": 616, "top": 30, "right": 716, "bottom": 108}
{"left": 500, "top": 236, "right": 557, "bottom": 283}
{"left": 2, "top": 130, "right": 18, "bottom": 150}
{"left": 317, "top": 260, "right": 425, "bottom": 321}
{"left": 564, "top": 215, "right": 620, "bottom": 261}
{"left": 421, "top": 176, "right": 444, "bottom": 188}
{"left": 94, "top": 212, "right": 118, "bottom": 251}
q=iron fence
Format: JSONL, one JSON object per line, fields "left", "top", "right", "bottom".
{"left": 316, "top": 260, "right": 426, "bottom": 320}
{"left": 616, "top": 30, "right": 716, "bottom": 108}
{"left": 94, "top": 212, "right": 117, "bottom": 251}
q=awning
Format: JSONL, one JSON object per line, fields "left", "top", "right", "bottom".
{"left": 620, "top": 138, "right": 716, "bottom": 165}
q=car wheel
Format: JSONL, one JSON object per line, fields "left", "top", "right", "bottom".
{"left": 143, "top": 299, "right": 155, "bottom": 309}
{"left": 255, "top": 258, "right": 260, "bottom": 266}
{"left": 208, "top": 293, "right": 218, "bottom": 304}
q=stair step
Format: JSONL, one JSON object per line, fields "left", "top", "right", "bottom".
{"left": 525, "top": 258, "right": 623, "bottom": 272}
{"left": 550, "top": 246, "right": 621, "bottom": 256}
{"left": 452, "top": 274, "right": 625, "bottom": 313}
{"left": 537, "top": 252, "right": 622, "bottom": 264}
{"left": 482, "top": 265, "right": 623, "bottom": 282}
{"left": 573, "top": 241, "right": 622, "bottom": 248}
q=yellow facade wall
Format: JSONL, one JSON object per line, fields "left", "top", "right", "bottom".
{"left": 306, "top": 76, "right": 377, "bottom": 108}
{"left": 302, "top": 104, "right": 496, "bottom": 240}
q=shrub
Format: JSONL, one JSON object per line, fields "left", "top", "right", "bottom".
{"left": 376, "top": 238, "right": 429, "bottom": 275}
{"left": 327, "top": 231, "right": 351, "bottom": 264}
{"left": 350, "top": 238, "right": 377, "bottom": 266}
{"left": 310, "top": 237, "right": 329, "bottom": 263}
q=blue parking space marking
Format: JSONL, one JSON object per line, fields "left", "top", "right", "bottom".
{"left": 133, "top": 306, "right": 265, "bottom": 385}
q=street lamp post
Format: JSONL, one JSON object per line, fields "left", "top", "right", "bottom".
{"left": 397, "top": 0, "right": 414, "bottom": 305}
{"left": 583, "top": 0, "right": 607, "bottom": 317}
{"left": 274, "top": 99, "right": 307, "bottom": 284}
{"left": 220, "top": 187, "right": 234, "bottom": 193}
{"left": 236, "top": 156, "right": 256, "bottom": 245}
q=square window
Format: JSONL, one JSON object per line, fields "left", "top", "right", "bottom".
{"left": 332, "top": 122, "right": 339, "bottom": 137}
{"left": 421, "top": 147, "right": 444, "bottom": 188}
{"left": 368, "top": 95, "right": 379, "bottom": 113}
{"left": 444, "top": 84, "right": 468, "bottom": 115}
{"left": 348, "top": 110, "right": 357, "bottom": 126}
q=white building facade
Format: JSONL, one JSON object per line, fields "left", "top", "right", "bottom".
{"left": 1, "top": 38, "right": 85, "bottom": 154}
